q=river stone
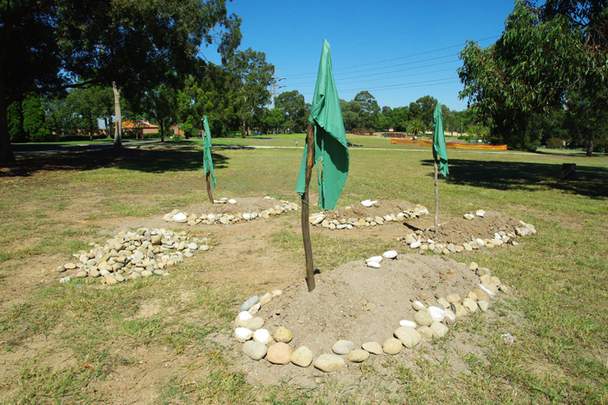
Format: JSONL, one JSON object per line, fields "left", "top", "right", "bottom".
{"left": 253, "top": 328, "right": 272, "bottom": 345}
{"left": 259, "top": 292, "right": 273, "bottom": 305}
{"left": 463, "top": 298, "right": 478, "bottom": 313}
{"left": 290, "top": 346, "right": 313, "bottom": 367}
{"left": 382, "top": 338, "right": 403, "bottom": 354}
{"left": 366, "top": 260, "right": 381, "bottom": 269}
{"left": 239, "top": 317, "right": 264, "bottom": 330}
{"left": 234, "top": 327, "right": 253, "bottom": 342}
{"left": 472, "top": 288, "right": 490, "bottom": 302}
{"left": 469, "top": 262, "right": 479, "bottom": 271}
{"left": 417, "top": 326, "right": 434, "bottom": 339}
{"left": 240, "top": 295, "right": 260, "bottom": 311}
{"left": 437, "top": 297, "right": 450, "bottom": 309}
{"left": 266, "top": 342, "right": 292, "bottom": 365}
{"left": 271, "top": 289, "right": 283, "bottom": 297}
{"left": 478, "top": 300, "right": 490, "bottom": 312}
{"left": 273, "top": 326, "right": 293, "bottom": 343}
{"left": 382, "top": 250, "right": 398, "bottom": 259}
{"left": 428, "top": 306, "right": 445, "bottom": 322}
{"left": 313, "top": 354, "right": 345, "bottom": 372}
{"left": 412, "top": 300, "right": 425, "bottom": 311}
{"left": 399, "top": 319, "right": 417, "bottom": 328}
{"left": 347, "top": 349, "right": 369, "bottom": 363}
{"left": 361, "top": 341, "right": 383, "bottom": 355}
{"left": 452, "top": 303, "right": 468, "bottom": 318}
{"left": 414, "top": 309, "right": 433, "bottom": 326}
{"left": 242, "top": 341, "right": 267, "bottom": 360}
{"left": 430, "top": 321, "right": 449, "bottom": 338}
{"left": 237, "top": 311, "right": 253, "bottom": 322}
{"left": 248, "top": 303, "right": 261, "bottom": 315}
{"left": 394, "top": 327, "right": 421, "bottom": 348}
{"left": 332, "top": 339, "right": 355, "bottom": 355}
{"left": 64, "top": 262, "right": 77, "bottom": 270}
{"left": 443, "top": 309, "right": 457, "bottom": 325}
{"left": 104, "top": 275, "right": 118, "bottom": 285}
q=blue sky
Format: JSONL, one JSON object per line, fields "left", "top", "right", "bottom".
{"left": 203, "top": 1, "right": 515, "bottom": 111}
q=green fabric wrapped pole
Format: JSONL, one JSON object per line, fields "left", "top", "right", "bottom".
{"left": 295, "top": 40, "right": 349, "bottom": 210}
{"left": 433, "top": 102, "right": 449, "bottom": 177}
{"left": 202, "top": 115, "right": 216, "bottom": 190}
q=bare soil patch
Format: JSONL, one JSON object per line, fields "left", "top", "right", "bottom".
{"left": 238, "top": 254, "right": 484, "bottom": 385}
{"left": 411, "top": 211, "right": 522, "bottom": 245}
{"left": 320, "top": 200, "right": 422, "bottom": 220}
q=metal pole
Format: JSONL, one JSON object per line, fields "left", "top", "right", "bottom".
{"left": 301, "top": 124, "right": 316, "bottom": 291}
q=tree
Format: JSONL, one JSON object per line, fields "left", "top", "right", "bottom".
{"left": 0, "top": 0, "right": 63, "bottom": 164}
{"left": 65, "top": 86, "right": 113, "bottom": 139}
{"left": 352, "top": 91, "right": 380, "bottom": 129}
{"left": 56, "top": 0, "right": 241, "bottom": 146}
{"left": 22, "top": 95, "right": 51, "bottom": 140}
{"left": 275, "top": 90, "right": 307, "bottom": 132}
{"left": 143, "top": 84, "right": 177, "bottom": 142}
{"left": 458, "top": 1, "right": 601, "bottom": 151}
{"left": 409, "top": 96, "right": 437, "bottom": 131}
{"left": 227, "top": 49, "right": 275, "bottom": 136}
{"left": 260, "top": 107, "right": 285, "bottom": 134}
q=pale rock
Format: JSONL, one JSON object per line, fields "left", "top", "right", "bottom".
{"left": 228, "top": 198, "right": 237, "bottom": 204}
{"left": 253, "top": 328, "right": 272, "bottom": 345}
{"left": 366, "top": 260, "right": 381, "bottom": 269}
{"left": 382, "top": 338, "right": 403, "bottom": 354}
{"left": 240, "top": 295, "right": 260, "bottom": 311}
{"left": 347, "top": 349, "right": 369, "bottom": 363}
{"left": 271, "top": 289, "right": 283, "bottom": 297}
{"left": 469, "top": 262, "right": 479, "bottom": 271}
{"left": 382, "top": 250, "right": 398, "bottom": 260}
{"left": 412, "top": 300, "right": 425, "bottom": 311}
{"left": 361, "top": 341, "right": 383, "bottom": 355}
{"left": 172, "top": 212, "right": 188, "bottom": 223}
{"left": 417, "top": 326, "right": 434, "bottom": 339}
{"left": 410, "top": 240, "right": 421, "bottom": 249}
{"left": 471, "top": 288, "right": 490, "bottom": 302}
{"left": 463, "top": 298, "right": 478, "bottom": 313}
{"left": 414, "top": 309, "right": 433, "bottom": 326}
{"left": 430, "top": 321, "right": 449, "bottom": 338}
{"left": 259, "top": 292, "right": 273, "bottom": 306}
{"left": 399, "top": 319, "right": 417, "bottom": 328}
{"left": 59, "top": 276, "right": 71, "bottom": 284}
{"left": 475, "top": 209, "right": 486, "bottom": 217}
{"left": 478, "top": 300, "right": 490, "bottom": 312}
{"left": 313, "top": 354, "right": 345, "bottom": 372}
{"left": 394, "top": 327, "right": 421, "bottom": 348}
{"left": 361, "top": 199, "right": 378, "bottom": 208}
{"left": 437, "top": 297, "right": 450, "bottom": 308}
{"left": 266, "top": 342, "right": 292, "bottom": 365}
{"left": 452, "top": 303, "right": 467, "bottom": 318}
{"left": 447, "top": 293, "right": 461, "bottom": 304}
{"left": 332, "top": 339, "right": 355, "bottom": 355}
{"left": 290, "top": 346, "right": 313, "bottom": 367}
{"left": 242, "top": 341, "right": 267, "bottom": 360}
{"left": 464, "top": 213, "right": 475, "bottom": 220}
{"left": 428, "top": 306, "right": 446, "bottom": 322}
{"left": 237, "top": 311, "right": 253, "bottom": 322}
{"left": 443, "top": 309, "right": 457, "bottom": 325}
{"left": 273, "top": 326, "right": 294, "bottom": 343}
{"left": 234, "top": 327, "right": 253, "bottom": 342}
{"left": 248, "top": 303, "right": 261, "bottom": 315}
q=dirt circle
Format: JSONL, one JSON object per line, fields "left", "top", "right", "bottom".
{"left": 238, "top": 254, "right": 487, "bottom": 385}
{"left": 172, "top": 196, "right": 291, "bottom": 216}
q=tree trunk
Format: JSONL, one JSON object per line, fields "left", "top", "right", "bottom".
{"left": 241, "top": 120, "right": 246, "bottom": 138}
{"left": 0, "top": 96, "right": 15, "bottom": 165}
{"left": 586, "top": 138, "right": 593, "bottom": 156}
{"left": 301, "top": 124, "right": 316, "bottom": 292}
{"left": 112, "top": 81, "right": 122, "bottom": 147}
{"left": 160, "top": 120, "right": 165, "bottom": 142}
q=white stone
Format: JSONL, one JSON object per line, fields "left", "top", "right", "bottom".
{"left": 464, "top": 213, "right": 475, "bottom": 220}
{"left": 361, "top": 199, "right": 378, "bottom": 207}
{"left": 253, "top": 328, "right": 272, "bottom": 344}
{"left": 479, "top": 283, "right": 496, "bottom": 297}
{"left": 475, "top": 209, "right": 486, "bottom": 217}
{"left": 410, "top": 240, "right": 421, "bottom": 249}
{"left": 399, "top": 319, "right": 417, "bottom": 328}
{"left": 412, "top": 300, "right": 425, "bottom": 311}
{"left": 228, "top": 198, "right": 237, "bottom": 204}
{"left": 382, "top": 250, "right": 398, "bottom": 259}
{"left": 366, "top": 260, "right": 381, "bottom": 269}
{"left": 428, "top": 306, "right": 446, "bottom": 322}
{"left": 172, "top": 212, "right": 188, "bottom": 223}
{"left": 234, "top": 327, "right": 253, "bottom": 342}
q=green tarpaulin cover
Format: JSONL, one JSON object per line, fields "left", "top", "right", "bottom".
{"left": 295, "top": 40, "right": 349, "bottom": 210}
{"left": 202, "top": 115, "right": 216, "bottom": 189}
{"left": 433, "top": 102, "right": 449, "bottom": 177}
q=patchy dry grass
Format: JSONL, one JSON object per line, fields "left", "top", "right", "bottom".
{"left": 1, "top": 135, "right": 607, "bottom": 403}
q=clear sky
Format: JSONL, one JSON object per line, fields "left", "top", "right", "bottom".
{"left": 203, "top": 1, "right": 515, "bottom": 111}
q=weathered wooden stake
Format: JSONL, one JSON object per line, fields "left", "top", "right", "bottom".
{"left": 205, "top": 171, "right": 214, "bottom": 204}
{"left": 301, "top": 124, "right": 316, "bottom": 291}
{"left": 433, "top": 159, "right": 439, "bottom": 229}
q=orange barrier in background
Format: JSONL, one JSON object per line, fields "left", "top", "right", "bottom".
{"left": 389, "top": 138, "right": 508, "bottom": 151}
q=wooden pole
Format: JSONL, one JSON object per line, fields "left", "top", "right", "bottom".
{"left": 301, "top": 124, "right": 316, "bottom": 291}
{"left": 205, "top": 171, "right": 214, "bottom": 204}
{"left": 433, "top": 159, "right": 439, "bottom": 229}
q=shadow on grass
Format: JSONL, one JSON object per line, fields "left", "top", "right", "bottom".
{"left": 422, "top": 158, "right": 608, "bottom": 198}
{"left": 2, "top": 142, "right": 229, "bottom": 177}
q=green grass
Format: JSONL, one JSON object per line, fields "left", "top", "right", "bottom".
{"left": 1, "top": 134, "right": 607, "bottom": 403}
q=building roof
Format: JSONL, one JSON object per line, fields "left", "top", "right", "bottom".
{"left": 122, "top": 120, "right": 159, "bottom": 129}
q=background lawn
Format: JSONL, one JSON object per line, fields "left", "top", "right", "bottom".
{"left": 1, "top": 134, "right": 607, "bottom": 403}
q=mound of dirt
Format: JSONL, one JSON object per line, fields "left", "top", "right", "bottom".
{"left": 175, "top": 196, "right": 288, "bottom": 216}
{"left": 322, "top": 200, "right": 422, "bottom": 220}
{"left": 407, "top": 211, "right": 524, "bottom": 245}
{"left": 239, "top": 254, "right": 485, "bottom": 384}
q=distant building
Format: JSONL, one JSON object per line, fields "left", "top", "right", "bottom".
{"left": 122, "top": 120, "right": 159, "bottom": 138}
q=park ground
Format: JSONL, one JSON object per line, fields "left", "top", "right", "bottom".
{"left": 0, "top": 134, "right": 607, "bottom": 403}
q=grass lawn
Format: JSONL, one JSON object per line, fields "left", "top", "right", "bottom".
{"left": 1, "top": 134, "right": 607, "bottom": 403}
